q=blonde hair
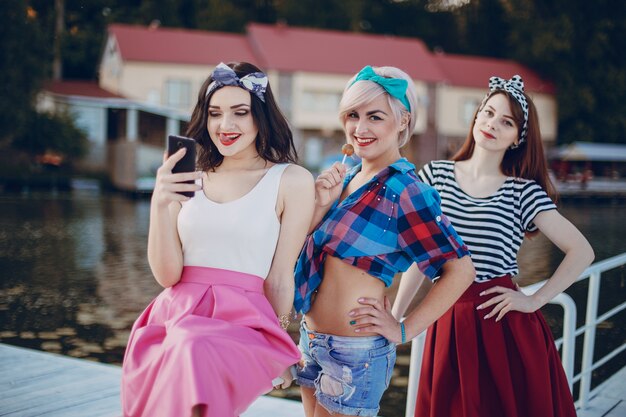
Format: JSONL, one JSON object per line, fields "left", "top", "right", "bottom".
{"left": 338, "top": 66, "right": 418, "bottom": 147}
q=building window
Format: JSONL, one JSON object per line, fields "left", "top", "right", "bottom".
{"left": 462, "top": 98, "right": 481, "bottom": 126}
{"left": 165, "top": 79, "right": 191, "bottom": 108}
{"left": 301, "top": 90, "right": 341, "bottom": 112}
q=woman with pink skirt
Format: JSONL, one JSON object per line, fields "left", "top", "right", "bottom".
{"left": 121, "top": 62, "right": 315, "bottom": 417}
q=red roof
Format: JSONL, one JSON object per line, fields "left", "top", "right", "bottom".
{"left": 104, "top": 23, "right": 555, "bottom": 93}
{"left": 108, "top": 24, "right": 259, "bottom": 66}
{"left": 246, "top": 23, "right": 445, "bottom": 81}
{"left": 44, "top": 80, "right": 124, "bottom": 98}
{"left": 433, "top": 53, "right": 555, "bottom": 93}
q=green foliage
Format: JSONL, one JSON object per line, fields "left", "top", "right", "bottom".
{"left": 454, "top": 0, "right": 512, "bottom": 57}
{"left": 195, "top": 0, "right": 276, "bottom": 32}
{"left": 275, "top": 0, "right": 352, "bottom": 31}
{"left": 360, "top": 1, "right": 460, "bottom": 51}
{"left": 12, "top": 110, "right": 88, "bottom": 162}
{"left": 503, "top": 0, "right": 626, "bottom": 143}
{"left": 0, "top": 0, "right": 48, "bottom": 144}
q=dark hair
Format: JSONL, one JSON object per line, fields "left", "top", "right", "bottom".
{"left": 185, "top": 61, "right": 297, "bottom": 171}
{"left": 452, "top": 90, "right": 557, "bottom": 201}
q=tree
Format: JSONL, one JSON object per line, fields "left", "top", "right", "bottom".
{"left": 275, "top": 0, "right": 351, "bottom": 31}
{"left": 195, "top": 0, "right": 276, "bottom": 32}
{"left": 0, "top": 0, "right": 48, "bottom": 145}
{"left": 504, "top": 0, "right": 626, "bottom": 143}
{"left": 453, "top": 0, "right": 512, "bottom": 57}
{"left": 12, "top": 110, "right": 88, "bottom": 162}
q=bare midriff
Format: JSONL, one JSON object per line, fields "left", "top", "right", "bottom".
{"left": 304, "top": 255, "right": 386, "bottom": 337}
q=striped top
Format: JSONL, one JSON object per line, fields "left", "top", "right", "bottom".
{"left": 418, "top": 160, "right": 556, "bottom": 282}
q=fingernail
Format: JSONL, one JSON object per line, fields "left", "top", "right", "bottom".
{"left": 479, "top": 291, "right": 485, "bottom": 296}
{"left": 354, "top": 329, "right": 360, "bottom": 333}
{"left": 358, "top": 298, "right": 364, "bottom": 302}
{"left": 349, "top": 320, "right": 356, "bottom": 325}
{"left": 348, "top": 311, "right": 355, "bottom": 316}
{"left": 484, "top": 315, "right": 489, "bottom": 320}
{"left": 476, "top": 305, "right": 482, "bottom": 310}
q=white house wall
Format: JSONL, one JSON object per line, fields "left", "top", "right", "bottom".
{"left": 531, "top": 93, "right": 557, "bottom": 142}
{"left": 99, "top": 36, "right": 124, "bottom": 93}
{"left": 70, "top": 104, "right": 107, "bottom": 146}
{"left": 101, "top": 61, "right": 208, "bottom": 112}
{"left": 291, "top": 72, "right": 348, "bottom": 130}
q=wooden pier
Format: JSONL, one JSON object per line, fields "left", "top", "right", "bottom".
{"left": 0, "top": 343, "right": 304, "bottom": 417}
{"left": 1, "top": 342, "right": 623, "bottom": 416}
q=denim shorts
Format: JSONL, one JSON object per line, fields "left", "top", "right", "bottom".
{"left": 296, "top": 321, "right": 396, "bottom": 416}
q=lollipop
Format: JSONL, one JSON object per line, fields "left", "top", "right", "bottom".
{"left": 341, "top": 144, "right": 354, "bottom": 164}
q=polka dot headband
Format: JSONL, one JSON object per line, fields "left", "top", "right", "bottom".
{"left": 486, "top": 75, "right": 529, "bottom": 148}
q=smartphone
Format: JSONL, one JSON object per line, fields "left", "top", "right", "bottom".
{"left": 166, "top": 135, "right": 197, "bottom": 197}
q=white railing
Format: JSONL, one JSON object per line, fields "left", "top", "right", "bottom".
{"left": 404, "top": 252, "right": 626, "bottom": 417}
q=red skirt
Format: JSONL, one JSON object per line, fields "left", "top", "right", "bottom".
{"left": 415, "top": 276, "right": 576, "bottom": 417}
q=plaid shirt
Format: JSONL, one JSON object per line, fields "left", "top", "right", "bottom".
{"left": 294, "top": 158, "right": 469, "bottom": 314}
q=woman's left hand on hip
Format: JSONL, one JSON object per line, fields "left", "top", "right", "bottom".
{"left": 477, "top": 286, "right": 540, "bottom": 322}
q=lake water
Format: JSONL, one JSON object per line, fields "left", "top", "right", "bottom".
{"left": 0, "top": 190, "right": 624, "bottom": 416}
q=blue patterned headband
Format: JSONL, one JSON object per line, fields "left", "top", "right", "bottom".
{"left": 486, "top": 75, "right": 529, "bottom": 148}
{"left": 351, "top": 66, "right": 411, "bottom": 112}
{"left": 206, "top": 63, "right": 268, "bottom": 102}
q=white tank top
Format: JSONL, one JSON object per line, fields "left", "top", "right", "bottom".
{"left": 177, "top": 164, "right": 289, "bottom": 279}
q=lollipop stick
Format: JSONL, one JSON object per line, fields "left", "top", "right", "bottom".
{"left": 341, "top": 154, "right": 347, "bottom": 164}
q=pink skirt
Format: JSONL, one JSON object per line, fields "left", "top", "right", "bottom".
{"left": 415, "top": 276, "right": 576, "bottom": 417}
{"left": 121, "top": 266, "right": 300, "bottom": 417}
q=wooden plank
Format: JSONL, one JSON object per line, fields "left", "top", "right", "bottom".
{"left": 0, "top": 344, "right": 122, "bottom": 417}
{"left": 598, "top": 367, "right": 626, "bottom": 401}
{"left": 577, "top": 397, "right": 621, "bottom": 417}
{"left": 603, "top": 401, "right": 626, "bottom": 417}
{"left": 243, "top": 396, "right": 304, "bottom": 417}
{"left": 13, "top": 388, "right": 120, "bottom": 417}
{"left": 0, "top": 367, "right": 106, "bottom": 400}
{"left": 42, "top": 395, "right": 122, "bottom": 417}
{"left": 2, "top": 377, "right": 120, "bottom": 415}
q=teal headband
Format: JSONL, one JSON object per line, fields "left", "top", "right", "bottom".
{"left": 351, "top": 65, "right": 411, "bottom": 112}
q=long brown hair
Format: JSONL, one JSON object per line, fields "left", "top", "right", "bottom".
{"left": 452, "top": 90, "right": 557, "bottom": 201}
{"left": 185, "top": 62, "right": 297, "bottom": 171}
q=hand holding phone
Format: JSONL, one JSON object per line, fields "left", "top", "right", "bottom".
{"left": 166, "top": 135, "right": 197, "bottom": 198}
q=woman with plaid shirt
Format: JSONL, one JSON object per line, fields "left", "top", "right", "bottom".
{"left": 293, "top": 65, "right": 475, "bottom": 417}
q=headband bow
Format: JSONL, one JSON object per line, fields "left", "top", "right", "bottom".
{"left": 352, "top": 66, "right": 411, "bottom": 112}
{"left": 206, "top": 63, "right": 268, "bottom": 102}
{"left": 487, "top": 75, "right": 528, "bottom": 148}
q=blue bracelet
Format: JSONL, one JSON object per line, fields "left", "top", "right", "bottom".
{"left": 400, "top": 322, "right": 406, "bottom": 344}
